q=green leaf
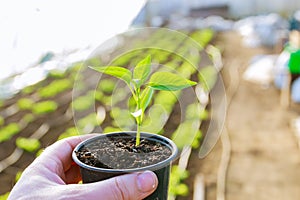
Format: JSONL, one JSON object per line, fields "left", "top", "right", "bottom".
{"left": 89, "top": 66, "right": 132, "bottom": 85}
{"left": 140, "top": 87, "right": 154, "bottom": 111}
{"left": 149, "top": 72, "right": 197, "bottom": 91}
{"left": 133, "top": 55, "right": 151, "bottom": 87}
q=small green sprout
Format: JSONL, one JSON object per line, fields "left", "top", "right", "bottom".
{"left": 89, "top": 55, "right": 197, "bottom": 146}
{"left": 16, "top": 137, "right": 41, "bottom": 152}
{"left": 32, "top": 101, "right": 58, "bottom": 115}
{"left": 0, "top": 192, "right": 10, "bottom": 200}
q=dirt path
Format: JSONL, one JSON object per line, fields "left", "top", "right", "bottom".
{"left": 218, "top": 31, "right": 300, "bottom": 200}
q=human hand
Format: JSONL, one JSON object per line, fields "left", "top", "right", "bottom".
{"left": 8, "top": 135, "right": 158, "bottom": 200}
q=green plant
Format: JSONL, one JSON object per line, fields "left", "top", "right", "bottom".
{"left": 77, "top": 113, "right": 104, "bottom": 133}
{"left": 172, "top": 121, "right": 202, "bottom": 149}
{"left": 38, "top": 79, "right": 72, "bottom": 98}
{"left": 172, "top": 103, "right": 203, "bottom": 149}
{"left": 22, "top": 113, "right": 35, "bottom": 123}
{"left": 16, "top": 137, "right": 41, "bottom": 152}
{"left": 190, "top": 29, "right": 214, "bottom": 48}
{"left": 36, "top": 148, "right": 44, "bottom": 157}
{"left": 94, "top": 90, "right": 104, "bottom": 102}
{"left": 198, "top": 66, "right": 218, "bottom": 91}
{"left": 15, "top": 171, "right": 23, "bottom": 182}
{"left": 111, "top": 51, "right": 137, "bottom": 66}
{"left": 72, "top": 95, "right": 94, "bottom": 111}
{"left": 86, "top": 57, "right": 102, "bottom": 66}
{"left": 169, "top": 165, "right": 189, "bottom": 197}
{"left": 0, "top": 116, "right": 4, "bottom": 126}
{"left": 0, "top": 192, "right": 9, "bottom": 200}
{"left": 21, "top": 85, "right": 37, "bottom": 94}
{"left": 0, "top": 123, "right": 20, "bottom": 142}
{"left": 58, "top": 127, "right": 79, "bottom": 140}
{"left": 32, "top": 101, "right": 58, "bottom": 114}
{"left": 110, "top": 107, "right": 135, "bottom": 130}
{"left": 98, "top": 79, "right": 116, "bottom": 93}
{"left": 17, "top": 98, "right": 34, "bottom": 110}
{"left": 89, "top": 55, "right": 197, "bottom": 146}
{"left": 48, "top": 69, "right": 66, "bottom": 79}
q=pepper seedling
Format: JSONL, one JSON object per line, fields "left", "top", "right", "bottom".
{"left": 89, "top": 55, "right": 197, "bottom": 146}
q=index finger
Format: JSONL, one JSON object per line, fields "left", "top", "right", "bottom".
{"left": 37, "top": 134, "right": 97, "bottom": 175}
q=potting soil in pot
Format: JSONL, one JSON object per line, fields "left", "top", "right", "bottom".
{"left": 76, "top": 137, "right": 172, "bottom": 169}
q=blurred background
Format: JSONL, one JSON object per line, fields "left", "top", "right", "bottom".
{"left": 1, "top": 0, "right": 300, "bottom": 199}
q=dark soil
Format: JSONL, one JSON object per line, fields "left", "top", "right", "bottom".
{"left": 76, "top": 136, "right": 172, "bottom": 169}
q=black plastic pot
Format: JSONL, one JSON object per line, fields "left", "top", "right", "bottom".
{"left": 72, "top": 132, "right": 178, "bottom": 200}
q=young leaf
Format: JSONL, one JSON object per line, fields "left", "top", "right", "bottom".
{"left": 140, "top": 87, "right": 154, "bottom": 111}
{"left": 133, "top": 55, "right": 151, "bottom": 87}
{"left": 89, "top": 66, "right": 132, "bottom": 85}
{"left": 149, "top": 72, "right": 197, "bottom": 91}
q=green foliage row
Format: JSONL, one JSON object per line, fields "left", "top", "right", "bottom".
{"left": 198, "top": 66, "right": 218, "bottom": 91}
{"left": 17, "top": 98, "right": 58, "bottom": 115}
{"left": 190, "top": 29, "right": 214, "bottom": 48}
{"left": 17, "top": 98, "right": 34, "bottom": 110}
{"left": 32, "top": 101, "right": 58, "bottom": 115}
{"left": 38, "top": 79, "right": 72, "bottom": 98}
{"left": 20, "top": 59, "right": 84, "bottom": 96}
{"left": 0, "top": 123, "right": 20, "bottom": 143}
{"left": 72, "top": 95, "right": 94, "bottom": 111}
{"left": 169, "top": 165, "right": 189, "bottom": 197}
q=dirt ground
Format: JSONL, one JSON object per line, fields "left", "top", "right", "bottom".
{"left": 222, "top": 31, "right": 300, "bottom": 199}
{"left": 180, "top": 30, "right": 300, "bottom": 200}
{"left": 207, "top": 31, "right": 300, "bottom": 200}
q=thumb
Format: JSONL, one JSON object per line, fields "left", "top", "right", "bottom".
{"left": 64, "top": 171, "right": 158, "bottom": 200}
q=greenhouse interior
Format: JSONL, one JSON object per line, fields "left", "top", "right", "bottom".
{"left": 1, "top": 0, "right": 300, "bottom": 199}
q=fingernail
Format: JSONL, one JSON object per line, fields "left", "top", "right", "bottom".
{"left": 137, "top": 171, "right": 157, "bottom": 192}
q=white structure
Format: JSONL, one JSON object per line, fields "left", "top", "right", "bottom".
{"left": 228, "top": 0, "right": 300, "bottom": 18}
{"left": 146, "top": 0, "right": 300, "bottom": 18}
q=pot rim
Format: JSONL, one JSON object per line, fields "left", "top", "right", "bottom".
{"left": 72, "top": 131, "right": 178, "bottom": 173}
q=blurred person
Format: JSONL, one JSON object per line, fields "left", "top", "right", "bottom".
{"left": 274, "top": 11, "right": 300, "bottom": 104}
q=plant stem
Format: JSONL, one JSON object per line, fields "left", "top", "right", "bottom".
{"left": 127, "top": 83, "right": 138, "bottom": 102}
{"left": 136, "top": 121, "right": 141, "bottom": 146}
{"left": 135, "top": 88, "right": 142, "bottom": 146}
